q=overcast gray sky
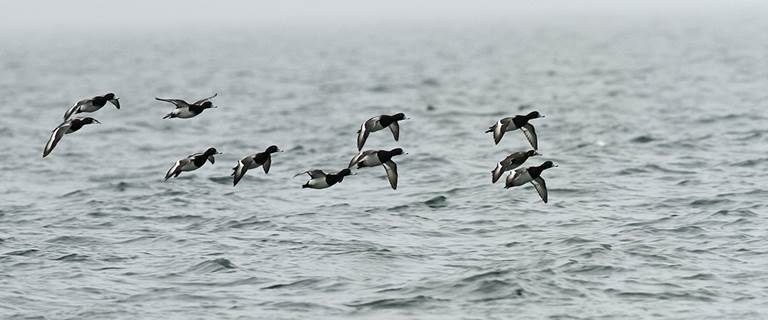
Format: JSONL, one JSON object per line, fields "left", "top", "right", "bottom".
{"left": 1, "top": 0, "right": 765, "bottom": 31}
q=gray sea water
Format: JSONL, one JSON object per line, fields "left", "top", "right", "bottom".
{"left": 1, "top": 13, "right": 768, "bottom": 320}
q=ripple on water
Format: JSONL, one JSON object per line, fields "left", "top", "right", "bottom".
{"left": 345, "top": 295, "right": 447, "bottom": 310}
{"left": 424, "top": 196, "right": 448, "bottom": 208}
{"left": 54, "top": 253, "right": 89, "bottom": 262}
{"left": 710, "top": 209, "right": 757, "bottom": 217}
{"left": 617, "top": 164, "right": 697, "bottom": 176}
{"left": 185, "top": 258, "right": 237, "bottom": 274}
{"left": 45, "top": 235, "right": 105, "bottom": 245}
{"left": 629, "top": 135, "right": 657, "bottom": 143}
{"left": 4, "top": 249, "right": 39, "bottom": 256}
{"left": 208, "top": 176, "right": 232, "bottom": 185}
{"left": 262, "top": 278, "right": 323, "bottom": 290}
{"left": 732, "top": 158, "right": 768, "bottom": 167}
{"left": 689, "top": 198, "right": 732, "bottom": 207}
{"left": 216, "top": 216, "right": 276, "bottom": 230}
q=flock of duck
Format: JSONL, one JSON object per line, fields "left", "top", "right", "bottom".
{"left": 43, "top": 92, "right": 557, "bottom": 202}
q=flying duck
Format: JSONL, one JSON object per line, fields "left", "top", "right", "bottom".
{"left": 43, "top": 117, "right": 101, "bottom": 158}
{"left": 164, "top": 147, "right": 220, "bottom": 180}
{"left": 486, "top": 111, "right": 543, "bottom": 149}
{"left": 505, "top": 161, "right": 557, "bottom": 203}
{"left": 491, "top": 149, "right": 540, "bottom": 183}
{"left": 63, "top": 93, "right": 120, "bottom": 120}
{"left": 295, "top": 169, "right": 353, "bottom": 189}
{"left": 156, "top": 93, "right": 218, "bottom": 119}
{"left": 356, "top": 113, "right": 407, "bottom": 150}
{"left": 232, "top": 145, "right": 283, "bottom": 186}
{"left": 348, "top": 148, "right": 405, "bottom": 190}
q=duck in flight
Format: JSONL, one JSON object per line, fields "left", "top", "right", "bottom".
{"left": 356, "top": 113, "right": 407, "bottom": 150}
{"left": 164, "top": 147, "right": 221, "bottom": 181}
{"left": 486, "top": 111, "right": 543, "bottom": 149}
{"left": 231, "top": 145, "right": 283, "bottom": 186}
{"left": 295, "top": 169, "right": 353, "bottom": 189}
{"left": 43, "top": 117, "right": 101, "bottom": 158}
{"left": 505, "top": 161, "right": 557, "bottom": 203}
{"left": 348, "top": 148, "right": 405, "bottom": 190}
{"left": 491, "top": 149, "right": 540, "bottom": 183}
{"left": 156, "top": 93, "right": 218, "bottom": 119}
{"left": 63, "top": 93, "right": 120, "bottom": 120}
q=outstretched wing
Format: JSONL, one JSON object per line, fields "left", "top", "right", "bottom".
{"left": 263, "top": 156, "right": 271, "bottom": 174}
{"left": 233, "top": 160, "right": 249, "bottom": 186}
{"left": 294, "top": 169, "right": 326, "bottom": 178}
{"left": 165, "top": 159, "right": 185, "bottom": 181}
{"left": 493, "top": 121, "right": 507, "bottom": 145}
{"left": 155, "top": 97, "right": 190, "bottom": 109}
{"left": 63, "top": 99, "right": 89, "bottom": 120}
{"left": 491, "top": 162, "right": 504, "bottom": 184}
{"left": 43, "top": 124, "right": 70, "bottom": 158}
{"left": 521, "top": 124, "right": 538, "bottom": 150}
{"left": 531, "top": 177, "right": 548, "bottom": 203}
{"left": 356, "top": 122, "right": 370, "bottom": 151}
{"left": 349, "top": 151, "right": 364, "bottom": 168}
{"left": 109, "top": 98, "right": 120, "bottom": 109}
{"left": 383, "top": 160, "right": 398, "bottom": 190}
{"left": 192, "top": 93, "right": 218, "bottom": 105}
{"left": 389, "top": 122, "right": 400, "bottom": 141}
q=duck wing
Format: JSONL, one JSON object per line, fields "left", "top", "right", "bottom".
{"left": 233, "top": 158, "right": 251, "bottom": 186}
{"left": 491, "top": 162, "right": 504, "bottom": 184}
{"left": 192, "top": 93, "right": 218, "bottom": 105}
{"left": 388, "top": 121, "right": 400, "bottom": 141}
{"left": 521, "top": 123, "right": 538, "bottom": 150}
{"left": 155, "top": 97, "right": 191, "bottom": 109}
{"left": 294, "top": 169, "right": 326, "bottom": 178}
{"left": 531, "top": 177, "right": 548, "bottom": 203}
{"left": 383, "top": 160, "right": 398, "bottom": 190}
{"left": 356, "top": 120, "right": 372, "bottom": 151}
{"left": 493, "top": 120, "right": 508, "bottom": 145}
{"left": 348, "top": 150, "right": 375, "bottom": 168}
{"left": 165, "top": 159, "right": 188, "bottom": 181}
{"left": 42, "top": 123, "right": 71, "bottom": 158}
{"left": 262, "top": 156, "right": 271, "bottom": 174}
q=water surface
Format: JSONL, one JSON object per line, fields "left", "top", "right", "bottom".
{"left": 1, "top": 15, "right": 767, "bottom": 319}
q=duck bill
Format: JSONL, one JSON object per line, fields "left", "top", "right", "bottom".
{"left": 110, "top": 99, "right": 120, "bottom": 109}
